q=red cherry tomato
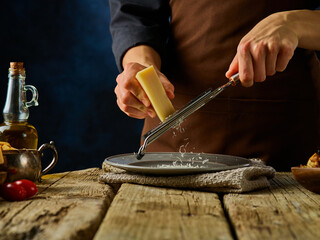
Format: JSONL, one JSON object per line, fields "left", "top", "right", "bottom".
{"left": 14, "top": 179, "right": 38, "bottom": 198}
{"left": 0, "top": 182, "right": 27, "bottom": 201}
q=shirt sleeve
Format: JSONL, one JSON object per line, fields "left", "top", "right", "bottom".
{"left": 109, "top": 0, "right": 170, "bottom": 71}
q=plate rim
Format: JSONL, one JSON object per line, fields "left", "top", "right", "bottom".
{"left": 104, "top": 152, "right": 251, "bottom": 175}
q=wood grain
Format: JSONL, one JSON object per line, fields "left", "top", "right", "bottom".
{"left": 94, "top": 183, "right": 233, "bottom": 240}
{"left": 224, "top": 173, "right": 320, "bottom": 240}
{"left": 2, "top": 169, "right": 319, "bottom": 240}
{"left": 0, "top": 168, "right": 116, "bottom": 240}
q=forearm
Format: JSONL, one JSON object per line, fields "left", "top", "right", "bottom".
{"left": 281, "top": 10, "right": 320, "bottom": 50}
{"left": 226, "top": 9, "right": 320, "bottom": 85}
{"left": 122, "top": 45, "right": 162, "bottom": 70}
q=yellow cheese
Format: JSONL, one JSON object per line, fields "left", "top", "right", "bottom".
{"left": 136, "top": 65, "right": 175, "bottom": 122}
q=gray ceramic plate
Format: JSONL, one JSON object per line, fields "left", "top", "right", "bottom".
{"left": 104, "top": 152, "right": 251, "bottom": 175}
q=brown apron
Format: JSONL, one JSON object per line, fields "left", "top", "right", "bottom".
{"left": 141, "top": 0, "right": 320, "bottom": 171}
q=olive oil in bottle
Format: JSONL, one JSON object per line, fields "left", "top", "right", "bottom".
{"left": 0, "top": 62, "right": 39, "bottom": 149}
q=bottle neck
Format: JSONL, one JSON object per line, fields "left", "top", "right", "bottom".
{"left": 3, "top": 70, "right": 29, "bottom": 122}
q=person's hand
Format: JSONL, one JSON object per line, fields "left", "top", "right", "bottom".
{"left": 226, "top": 12, "right": 299, "bottom": 87}
{"left": 114, "top": 62, "right": 175, "bottom": 119}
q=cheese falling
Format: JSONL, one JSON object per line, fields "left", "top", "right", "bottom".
{"left": 136, "top": 66, "right": 175, "bottom": 122}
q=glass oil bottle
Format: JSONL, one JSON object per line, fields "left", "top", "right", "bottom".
{"left": 0, "top": 62, "right": 39, "bottom": 149}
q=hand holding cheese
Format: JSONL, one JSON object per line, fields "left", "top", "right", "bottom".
{"left": 136, "top": 66, "right": 175, "bottom": 122}
{"left": 114, "top": 61, "right": 175, "bottom": 120}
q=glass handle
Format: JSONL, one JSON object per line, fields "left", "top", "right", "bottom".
{"left": 24, "top": 85, "right": 39, "bottom": 107}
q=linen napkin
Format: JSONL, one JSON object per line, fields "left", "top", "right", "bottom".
{"left": 99, "top": 158, "right": 276, "bottom": 193}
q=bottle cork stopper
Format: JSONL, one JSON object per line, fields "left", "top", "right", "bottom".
{"left": 10, "top": 62, "right": 24, "bottom": 69}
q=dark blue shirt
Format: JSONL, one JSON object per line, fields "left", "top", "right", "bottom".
{"left": 109, "top": 0, "right": 170, "bottom": 71}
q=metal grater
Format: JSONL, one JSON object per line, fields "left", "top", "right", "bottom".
{"left": 136, "top": 73, "right": 240, "bottom": 159}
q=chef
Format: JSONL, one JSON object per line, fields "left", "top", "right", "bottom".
{"left": 109, "top": 0, "right": 320, "bottom": 170}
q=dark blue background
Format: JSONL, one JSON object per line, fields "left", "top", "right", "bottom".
{"left": 0, "top": 1, "right": 143, "bottom": 172}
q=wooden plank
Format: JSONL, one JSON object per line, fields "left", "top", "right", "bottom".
{"left": 94, "top": 183, "right": 233, "bottom": 240}
{"left": 224, "top": 172, "right": 320, "bottom": 240}
{"left": 0, "top": 168, "right": 116, "bottom": 240}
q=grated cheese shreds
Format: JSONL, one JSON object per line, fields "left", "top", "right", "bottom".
{"left": 157, "top": 163, "right": 205, "bottom": 168}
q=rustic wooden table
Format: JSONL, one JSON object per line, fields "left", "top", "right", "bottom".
{"left": 0, "top": 168, "right": 319, "bottom": 240}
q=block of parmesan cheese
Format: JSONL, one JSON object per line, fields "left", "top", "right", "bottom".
{"left": 136, "top": 65, "right": 175, "bottom": 122}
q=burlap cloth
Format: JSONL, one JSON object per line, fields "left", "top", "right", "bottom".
{"left": 100, "top": 159, "right": 276, "bottom": 193}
